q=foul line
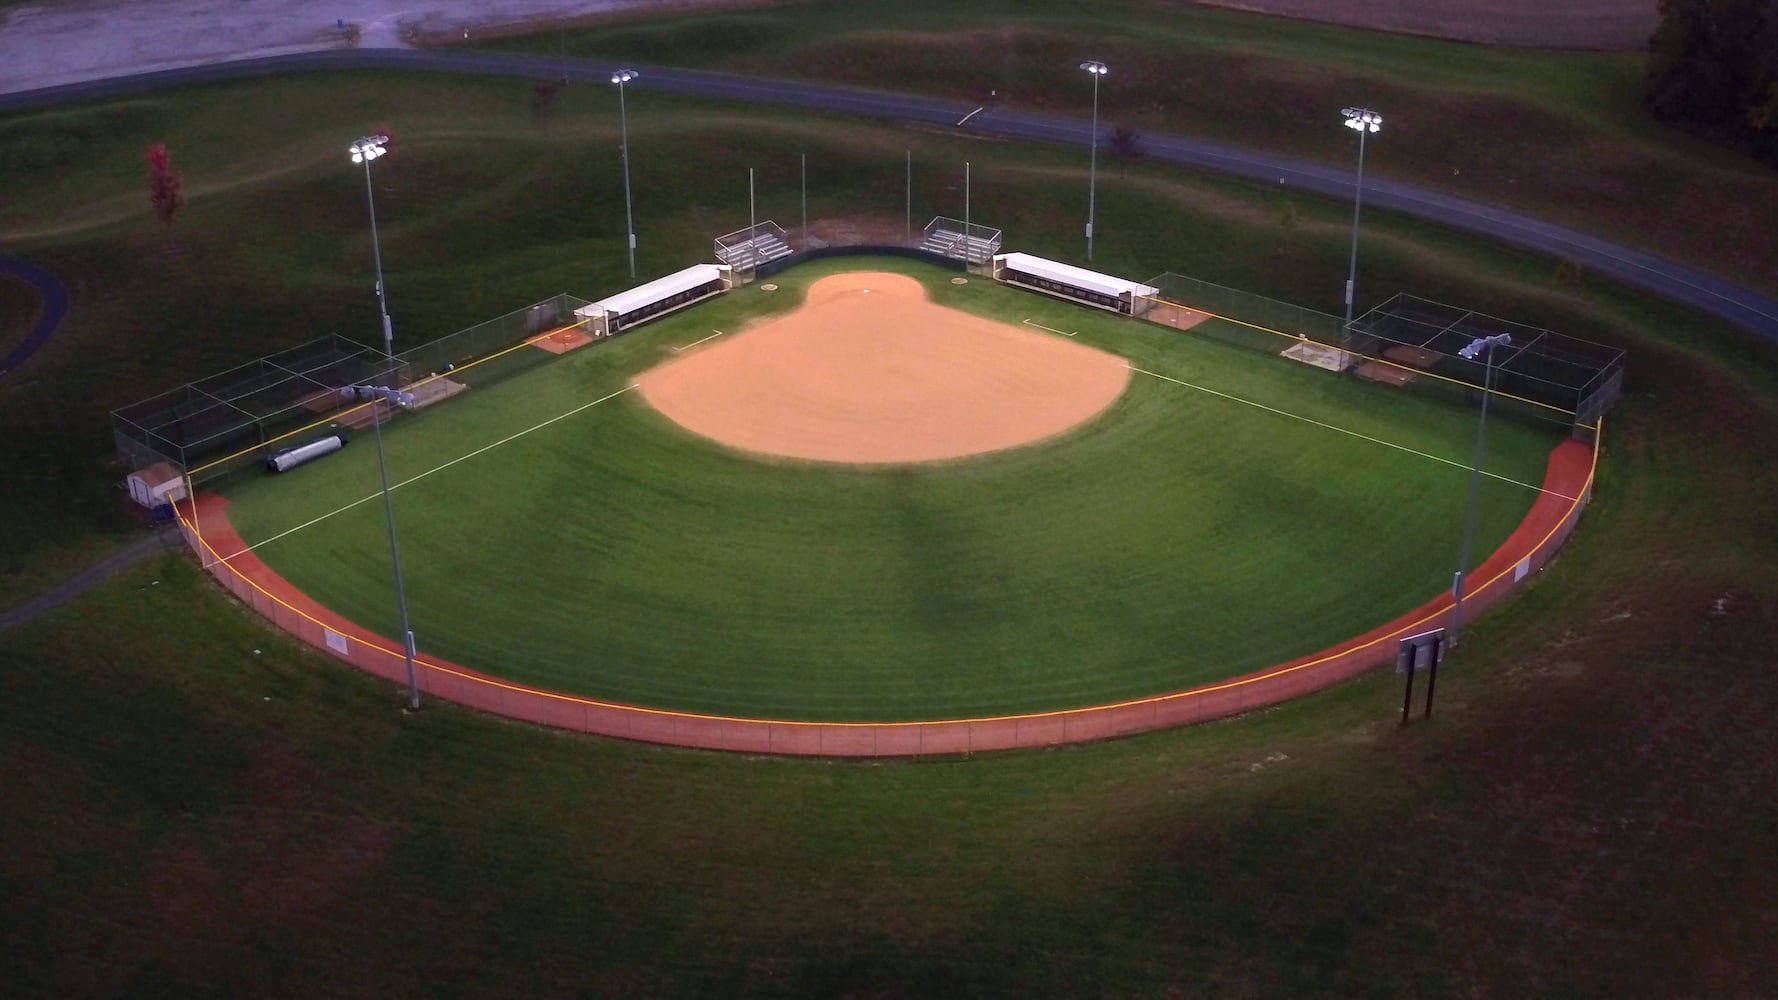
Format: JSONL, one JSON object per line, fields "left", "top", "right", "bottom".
{"left": 1128, "top": 365, "right": 1574, "bottom": 498}
{"left": 671, "top": 329, "right": 726, "bottom": 353}
{"left": 1023, "top": 318, "right": 1076, "bottom": 337}
{"left": 232, "top": 384, "right": 637, "bottom": 558}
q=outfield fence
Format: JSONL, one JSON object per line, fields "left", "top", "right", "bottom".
{"left": 173, "top": 386, "right": 1600, "bottom": 756}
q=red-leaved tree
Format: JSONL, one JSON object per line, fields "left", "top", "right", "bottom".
{"left": 144, "top": 143, "right": 186, "bottom": 250}
{"left": 373, "top": 124, "right": 398, "bottom": 190}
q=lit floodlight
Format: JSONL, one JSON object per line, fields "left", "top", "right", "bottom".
{"left": 1342, "top": 107, "right": 1383, "bottom": 133}
{"left": 1080, "top": 60, "right": 1108, "bottom": 76}
{"left": 611, "top": 68, "right": 639, "bottom": 85}
{"left": 349, "top": 135, "right": 388, "bottom": 164}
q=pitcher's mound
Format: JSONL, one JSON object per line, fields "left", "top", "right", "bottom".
{"left": 636, "top": 272, "right": 1130, "bottom": 464}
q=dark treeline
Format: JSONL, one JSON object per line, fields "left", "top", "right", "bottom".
{"left": 1647, "top": 0, "right": 1778, "bottom": 164}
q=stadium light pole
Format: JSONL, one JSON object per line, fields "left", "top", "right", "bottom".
{"left": 346, "top": 140, "right": 422, "bottom": 711}
{"left": 611, "top": 68, "right": 639, "bottom": 279}
{"left": 349, "top": 135, "right": 394, "bottom": 356}
{"left": 1080, "top": 60, "right": 1108, "bottom": 262}
{"left": 1339, "top": 107, "right": 1382, "bottom": 349}
{"left": 1449, "top": 332, "right": 1513, "bottom": 649}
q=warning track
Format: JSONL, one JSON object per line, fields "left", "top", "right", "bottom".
{"left": 175, "top": 438, "right": 1596, "bottom": 756}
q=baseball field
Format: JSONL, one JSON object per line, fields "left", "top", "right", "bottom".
{"left": 212, "top": 256, "right": 1562, "bottom": 723}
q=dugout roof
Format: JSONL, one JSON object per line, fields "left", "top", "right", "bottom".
{"left": 997, "top": 253, "right": 1158, "bottom": 300}
{"left": 579, "top": 264, "right": 727, "bottom": 319}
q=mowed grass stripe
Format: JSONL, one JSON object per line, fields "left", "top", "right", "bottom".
{"left": 225, "top": 260, "right": 1558, "bottom": 721}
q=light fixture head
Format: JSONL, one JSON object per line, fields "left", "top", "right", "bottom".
{"left": 1458, "top": 333, "right": 1513, "bottom": 360}
{"left": 611, "top": 68, "right": 639, "bottom": 85}
{"left": 349, "top": 134, "right": 388, "bottom": 164}
{"left": 1341, "top": 107, "right": 1383, "bottom": 133}
{"left": 1080, "top": 60, "right": 1108, "bottom": 76}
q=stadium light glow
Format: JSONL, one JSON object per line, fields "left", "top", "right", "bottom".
{"left": 1450, "top": 332, "right": 1514, "bottom": 648}
{"left": 1343, "top": 108, "right": 1383, "bottom": 133}
{"left": 349, "top": 135, "right": 387, "bottom": 164}
{"left": 611, "top": 69, "right": 640, "bottom": 278}
{"left": 1079, "top": 60, "right": 1108, "bottom": 261}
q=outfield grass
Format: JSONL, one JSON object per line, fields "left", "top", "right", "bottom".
{"left": 217, "top": 257, "right": 1558, "bottom": 720}
{"left": 484, "top": 0, "right": 1778, "bottom": 299}
{"left": 4, "top": 66, "right": 1778, "bottom": 994}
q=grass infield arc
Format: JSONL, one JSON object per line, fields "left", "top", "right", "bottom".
{"left": 175, "top": 432, "right": 1595, "bottom": 756}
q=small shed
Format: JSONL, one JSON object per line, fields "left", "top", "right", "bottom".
{"left": 126, "top": 461, "right": 187, "bottom": 509}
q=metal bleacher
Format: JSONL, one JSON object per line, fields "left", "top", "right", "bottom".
{"left": 920, "top": 217, "right": 1002, "bottom": 266}
{"left": 713, "top": 222, "right": 793, "bottom": 272}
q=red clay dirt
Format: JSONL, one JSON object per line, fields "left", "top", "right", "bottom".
{"left": 636, "top": 272, "right": 1131, "bottom": 464}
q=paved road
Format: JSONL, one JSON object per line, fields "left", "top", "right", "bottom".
{"left": 2, "top": 47, "right": 1775, "bottom": 347}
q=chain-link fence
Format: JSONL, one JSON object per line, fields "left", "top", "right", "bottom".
{"left": 114, "top": 294, "right": 591, "bottom": 487}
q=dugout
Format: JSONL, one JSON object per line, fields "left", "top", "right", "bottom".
{"left": 992, "top": 252, "right": 1158, "bottom": 316}
{"left": 574, "top": 264, "right": 733, "bottom": 338}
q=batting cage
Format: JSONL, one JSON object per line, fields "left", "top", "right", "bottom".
{"left": 1345, "top": 294, "right": 1625, "bottom": 433}
{"left": 1136, "top": 271, "right": 1623, "bottom": 433}
{"left": 113, "top": 293, "right": 592, "bottom": 489}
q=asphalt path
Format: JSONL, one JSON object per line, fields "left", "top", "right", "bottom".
{"left": 0, "top": 257, "right": 70, "bottom": 379}
{"left": 3, "top": 47, "right": 1775, "bottom": 345}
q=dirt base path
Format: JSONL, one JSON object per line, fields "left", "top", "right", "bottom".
{"left": 637, "top": 272, "right": 1130, "bottom": 465}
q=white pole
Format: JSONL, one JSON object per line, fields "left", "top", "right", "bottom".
{"left": 1450, "top": 340, "right": 1504, "bottom": 647}
{"left": 1344, "top": 126, "right": 1367, "bottom": 331}
{"left": 618, "top": 77, "right": 637, "bottom": 279}
{"left": 800, "top": 152, "right": 807, "bottom": 245}
{"left": 748, "top": 167, "right": 756, "bottom": 277}
{"left": 369, "top": 397, "right": 420, "bottom": 710}
{"left": 1087, "top": 69, "right": 1099, "bottom": 261}
{"left": 362, "top": 158, "right": 393, "bottom": 354}
{"left": 964, "top": 160, "right": 970, "bottom": 267}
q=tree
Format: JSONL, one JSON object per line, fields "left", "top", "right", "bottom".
{"left": 372, "top": 123, "right": 398, "bottom": 192}
{"left": 531, "top": 81, "right": 560, "bottom": 130}
{"left": 144, "top": 143, "right": 186, "bottom": 250}
{"left": 1276, "top": 194, "right": 1302, "bottom": 255}
{"left": 1107, "top": 125, "right": 1144, "bottom": 176}
{"left": 1646, "top": 0, "right": 1778, "bottom": 164}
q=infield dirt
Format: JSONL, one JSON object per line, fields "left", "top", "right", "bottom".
{"left": 636, "top": 272, "right": 1131, "bottom": 465}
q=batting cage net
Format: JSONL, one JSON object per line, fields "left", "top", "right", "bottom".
{"left": 1346, "top": 295, "right": 1625, "bottom": 433}
{"left": 113, "top": 293, "right": 591, "bottom": 487}
{"left": 1137, "top": 273, "right": 1624, "bottom": 433}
